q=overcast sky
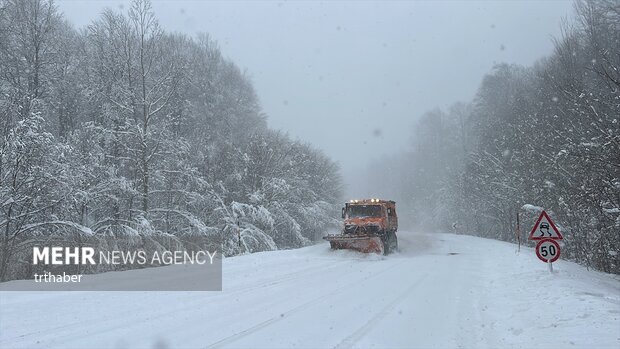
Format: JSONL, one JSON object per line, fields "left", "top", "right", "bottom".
{"left": 57, "top": 0, "right": 574, "bottom": 196}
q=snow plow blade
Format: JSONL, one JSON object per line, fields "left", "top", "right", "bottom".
{"left": 323, "top": 234, "right": 384, "bottom": 255}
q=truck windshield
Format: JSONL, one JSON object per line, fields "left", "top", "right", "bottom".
{"left": 347, "top": 205, "right": 382, "bottom": 218}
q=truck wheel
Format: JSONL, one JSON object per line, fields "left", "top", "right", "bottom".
{"left": 381, "top": 233, "right": 391, "bottom": 255}
{"left": 390, "top": 232, "right": 398, "bottom": 253}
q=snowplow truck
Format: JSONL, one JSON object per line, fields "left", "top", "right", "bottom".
{"left": 323, "top": 199, "right": 398, "bottom": 255}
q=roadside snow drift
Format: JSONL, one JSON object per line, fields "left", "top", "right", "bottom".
{"left": 1, "top": 231, "right": 619, "bottom": 349}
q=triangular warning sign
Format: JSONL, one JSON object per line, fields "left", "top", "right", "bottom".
{"left": 528, "top": 210, "right": 563, "bottom": 240}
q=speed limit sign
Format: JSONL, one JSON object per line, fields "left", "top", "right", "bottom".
{"left": 535, "top": 238, "right": 561, "bottom": 263}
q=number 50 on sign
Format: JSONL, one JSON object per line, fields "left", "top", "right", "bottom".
{"left": 535, "top": 238, "right": 560, "bottom": 263}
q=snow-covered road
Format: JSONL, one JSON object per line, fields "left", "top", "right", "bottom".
{"left": 1, "top": 231, "right": 619, "bottom": 349}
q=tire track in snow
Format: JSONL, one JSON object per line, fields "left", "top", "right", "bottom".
{"left": 225, "top": 259, "right": 349, "bottom": 295}
{"left": 203, "top": 259, "right": 410, "bottom": 349}
{"left": 332, "top": 273, "right": 429, "bottom": 349}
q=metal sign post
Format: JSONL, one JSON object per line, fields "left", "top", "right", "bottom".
{"left": 548, "top": 259, "right": 553, "bottom": 273}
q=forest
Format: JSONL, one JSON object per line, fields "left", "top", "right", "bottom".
{"left": 0, "top": 0, "right": 342, "bottom": 281}
{"left": 365, "top": 0, "right": 619, "bottom": 273}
